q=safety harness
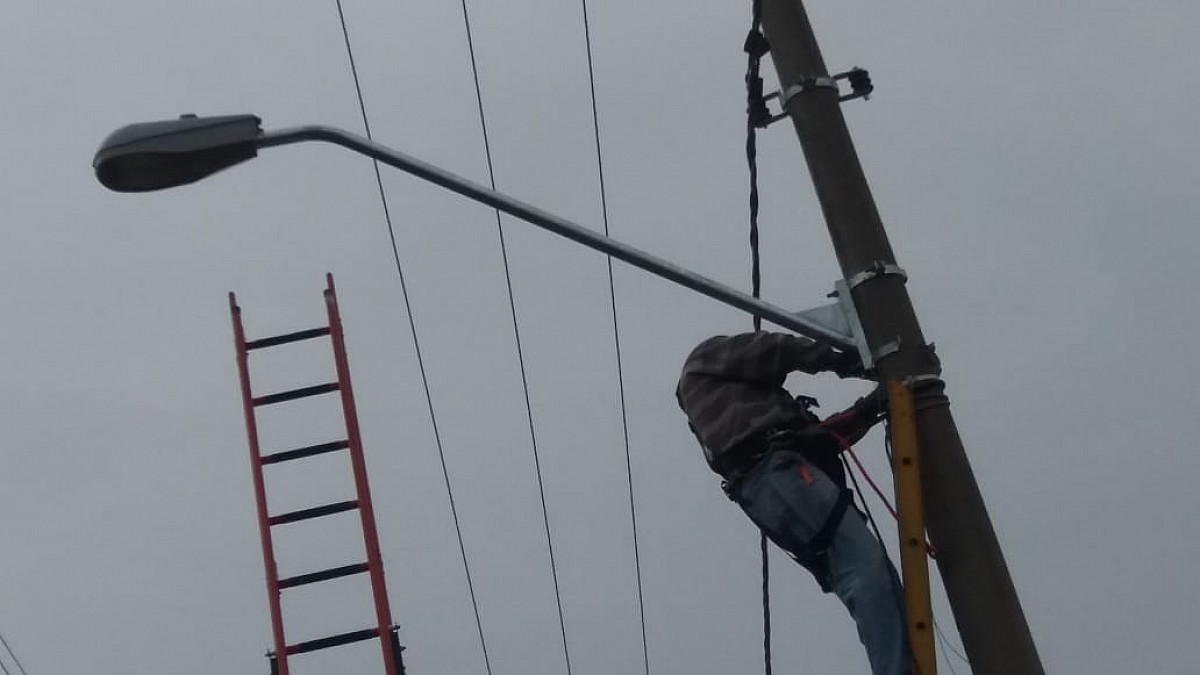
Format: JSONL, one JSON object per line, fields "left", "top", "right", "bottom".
{"left": 720, "top": 420, "right": 856, "bottom": 590}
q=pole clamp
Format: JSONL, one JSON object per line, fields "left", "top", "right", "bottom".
{"left": 847, "top": 261, "right": 907, "bottom": 290}
{"left": 905, "top": 374, "right": 943, "bottom": 387}
{"left": 754, "top": 68, "right": 875, "bottom": 129}
{"left": 780, "top": 76, "right": 838, "bottom": 106}
{"left": 873, "top": 340, "right": 902, "bottom": 363}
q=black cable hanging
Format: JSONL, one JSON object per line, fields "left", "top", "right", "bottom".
{"left": 332, "top": 3, "right": 494, "bottom": 673}
{"left": 456, "top": 2, "right": 574, "bottom": 674}
{"left": 744, "top": 1, "right": 772, "bottom": 673}
{"left": 577, "top": 3, "right": 650, "bottom": 674}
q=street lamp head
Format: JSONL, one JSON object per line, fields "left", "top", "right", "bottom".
{"left": 93, "top": 114, "right": 263, "bottom": 192}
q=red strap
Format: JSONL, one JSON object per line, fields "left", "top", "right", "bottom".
{"left": 798, "top": 464, "right": 814, "bottom": 485}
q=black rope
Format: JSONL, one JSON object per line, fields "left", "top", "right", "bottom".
{"left": 744, "top": 1, "right": 771, "bottom": 673}
{"left": 456, "top": 3, "right": 574, "bottom": 674}
{"left": 746, "top": 16, "right": 765, "bottom": 338}
{"left": 332, "top": 3, "right": 493, "bottom": 673}
{"left": 578, "top": 3, "right": 650, "bottom": 674}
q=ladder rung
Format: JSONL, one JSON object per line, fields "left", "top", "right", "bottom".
{"left": 245, "top": 326, "right": 331, "bottom": 350}
{"left": 262, "top": 440, "right": 350, "bottom": 465}
{"left": 270, "top": 500, "right": 358, "bottom": 526}
{"left": 279, "top": 562, "right": 370, "bottom": 589}
{"left": 253, "top": 382, "right": 339, "bottom": 406}
{"left": 286, "top": 627, "right": 380, "bottom": 655}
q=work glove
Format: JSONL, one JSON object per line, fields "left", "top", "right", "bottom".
{"left": 830, "top": 349, "right": 866, "bottom": 379}
{"left": 850, "top": 383, "right": 889, "bottom": 423}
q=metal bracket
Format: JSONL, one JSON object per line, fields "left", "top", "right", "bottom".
{"left": 791, "top": 281, "right": 946, "bottom": 378}
{"left": 848, "top": 261, "right": 907, "bottom": 290}
{"left": 793, "top": 279, "right": 874, "bottom": 371}
{"left": 755, "top": 67, "right": 875, "bottom": 128}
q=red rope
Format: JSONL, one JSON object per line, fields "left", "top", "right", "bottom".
{"left": 829, "top": 430, "right": 938, "bottom": 560}
{"left": 845, "top": 447, "right": 899, "bottom": 520}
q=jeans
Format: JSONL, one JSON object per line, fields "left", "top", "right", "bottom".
{"left": 731, "top": 449, "right": 911, "bottom": 675}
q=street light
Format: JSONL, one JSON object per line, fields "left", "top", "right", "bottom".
{"left": 94, "top": 114, "right": 870, "bottom": 357}
{"left": 94, "top": 114, "right": 264, "bottom": 192}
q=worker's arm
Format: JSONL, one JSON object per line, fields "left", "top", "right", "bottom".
{"left": 683, "top": 331, "right": 859, "bottom": 385}
{"left": 819, "top": 384, "right": 888, "bottom": 448}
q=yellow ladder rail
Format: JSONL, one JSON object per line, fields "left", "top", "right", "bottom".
{"left": 888, "top": 380, "right": 937, "bottom": 675}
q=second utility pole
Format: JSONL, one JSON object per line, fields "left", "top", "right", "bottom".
{"left": 758, "top": 1, "right": 1045, "bottom": 673}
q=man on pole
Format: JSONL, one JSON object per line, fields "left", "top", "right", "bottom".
{"left": 676, "top": 330, "right": 909, "bottom": 675}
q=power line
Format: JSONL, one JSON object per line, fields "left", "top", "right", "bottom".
{"left": 455, "top": 2, "right": 574, "bottom": 674}
{"left": 936, "top": 619, "right": 962, "bottom": 675}
{"left": 0, "top": 631, "right": 28, "bottom": 675}
{"left": 935, "top": 617, "right": 971, "bottom": 672}
{"left": 577, "top": 3, "right": 649, "bottom": 674}
{"left": 331, "top": 3, "right": 493, "bottom": 673}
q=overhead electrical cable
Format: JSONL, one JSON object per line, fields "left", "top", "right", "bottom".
{"left": 935, "top": 618, "right": 969, "bottom": 673}
{"left": 577, "top": 2, "right": 650, "bottom": 674}
{"left": 0, "top": 631, "right": 27, "bottom": 675}
{"left": 456, "top": 2, "right": 573, "bottom": 673}
{"left": 332, "top": 3, "right": 493, "bottom": 673}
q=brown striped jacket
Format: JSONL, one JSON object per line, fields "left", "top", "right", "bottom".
{"left": 675, "top": 331, "right": 844, "bottom": 472}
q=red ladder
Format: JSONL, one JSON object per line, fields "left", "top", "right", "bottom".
{"left": 229, "top": 273, "right": 404, "bottom": 675}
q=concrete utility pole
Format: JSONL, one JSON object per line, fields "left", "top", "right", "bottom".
{"left": 758, "top": 1, "right": 1045, "bottom": 673}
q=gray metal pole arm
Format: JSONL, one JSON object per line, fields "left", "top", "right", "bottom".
{"left": 256, "top": 125, "right": 854, "bottom": 349}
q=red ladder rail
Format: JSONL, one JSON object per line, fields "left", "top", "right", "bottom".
{"left": 229, "top": 274, "right": 404, "bottom": 675}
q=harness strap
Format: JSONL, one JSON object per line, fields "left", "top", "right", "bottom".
{"left": 808, "top": 488, "right": 853, "bottom": 554}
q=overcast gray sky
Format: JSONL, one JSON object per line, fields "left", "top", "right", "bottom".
{"left": 1, "top": 1, "right": 1198, "bottom": 673}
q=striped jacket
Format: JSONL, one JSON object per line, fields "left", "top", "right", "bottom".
{"left": 675, "top": 331, "right": 847, "bottom": 472}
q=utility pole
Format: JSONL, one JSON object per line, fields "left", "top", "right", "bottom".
{"left": 758, "top": 1, "right": 1045, "bottom": 673}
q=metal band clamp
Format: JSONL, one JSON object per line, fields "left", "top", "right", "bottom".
{"left": 903, "top": 374, "right": 944, "bottom": 389}
{"left": 781, "top": 77, "right": 838, "bottom": 106}
{"left": 873, "top": 340, "right": 902, "bottom": 362}
{"left": 847, "top": 262, "right": 907, "bottom": 290}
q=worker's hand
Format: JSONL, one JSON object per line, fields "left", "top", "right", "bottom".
{"left": 830, "top": 349, "right": 866, "bottom": 379}
{"left": 851, "top": 383, "right": 889, "bottom": 422}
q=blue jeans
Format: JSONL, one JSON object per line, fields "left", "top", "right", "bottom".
{"left": 731, "top": 449, "right": 911, "bottom": 675}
